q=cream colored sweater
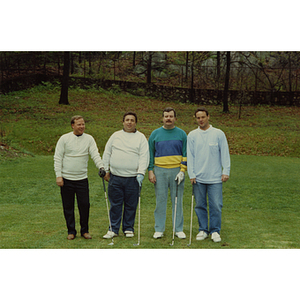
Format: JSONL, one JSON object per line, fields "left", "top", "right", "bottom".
{"left": 54, "top": 132, "right": 104, "bottom": 180}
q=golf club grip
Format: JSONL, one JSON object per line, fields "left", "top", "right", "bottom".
{"left": 102, "top": 177, "right": 106, "bottom": 192}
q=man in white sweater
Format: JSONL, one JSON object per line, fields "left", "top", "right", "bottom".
{"left": 102, "top": 112, "right": 149, "bottom": 239}
{"left": 54, "top": 115, "right": 105, "bottom": 240}
{"left": 187, "top": 107, "right": 230, "bottom": 243}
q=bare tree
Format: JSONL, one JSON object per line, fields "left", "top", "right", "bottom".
{"left": 59, "top": 51, "right": 70, "bottom": 105}
{"left": 147, "top": 52, "right": 152, "bottom": 84}
{"left": 189, "top": 52, "right": 195, "bottom": 102}
{"left": 223, "top": 51, "right": 230, "bottom": 112}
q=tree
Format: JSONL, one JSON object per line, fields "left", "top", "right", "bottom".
{"left": 189, "top": 52, "right": 195, "bottom": 102}
{"left": 216, "top": 51, "right": 222, "bottom": 102}
{"left": 146, "top": 51, "right": 152, "bottom": 84}
{"left": 59, "top": 51, "right": 70, "bottom": 105}
{"left": 223, "top": 51, "right": 230, "bottom": 112}
{"left": 185, "top": 51, "right": 189, "bottom": 82}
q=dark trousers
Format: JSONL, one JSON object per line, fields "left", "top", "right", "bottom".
{"left": 60, "top": 178, "right": 90, "bottom": 236}
{"left": 108, "top": 174, "right": 139, "bottom": 234}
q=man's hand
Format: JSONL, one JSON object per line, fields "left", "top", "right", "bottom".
{"left": 104, "top": 172, "right": 110, "bottom": 182}
{"left": 148, "top": 170, "right": 156, "bottom": 184}
{"left": 190, "top": 178, "right": 196, "bottom": 184}
{"left": 98, "top": 168, "right": 106, "bottom": 178}
{"left": 175, "top": 171, "right": 184, "bottom": 185}
{"left": 56, "top": 177, "right": 64, "bottom": 187}
{"left": 221, "top": 175, "right": 229, "bottom": 182}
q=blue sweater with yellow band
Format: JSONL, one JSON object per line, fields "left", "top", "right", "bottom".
{"left": 148, "top": 126, "right": 187, "bottom": 172}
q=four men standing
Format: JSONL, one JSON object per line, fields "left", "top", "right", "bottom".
{"left": 54, "top": 107, "right": 230, "bottom": 243}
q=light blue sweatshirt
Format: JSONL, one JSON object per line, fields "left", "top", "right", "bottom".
{"left": 187, "top": 125, "right": 230, "bottom": 184}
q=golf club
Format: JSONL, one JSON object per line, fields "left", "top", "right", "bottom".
{"left": 133, "top": 185, "right": 142, "bottom": 246}
{"left": 170, "top": 183, "right": 179, "bottom": 246}
{"left": 187, "top": 184, "right": 194, "bottom": 247}
{"left": 102, "top": 177, "right": 114, "bottom": 246}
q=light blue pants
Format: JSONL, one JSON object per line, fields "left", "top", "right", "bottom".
{"left": 154, "top": 166, "right": 184, "bottom": 232}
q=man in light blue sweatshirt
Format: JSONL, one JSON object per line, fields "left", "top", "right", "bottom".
{"left": 187, "top": 107, "right": 230, "bottom": 243}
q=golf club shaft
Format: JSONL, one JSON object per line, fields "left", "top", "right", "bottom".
{"left": 188, "top": 194, "right": 194, "bottom": 245}
{"left": 102, "top": 177, "right": 114, "bottom": 244}
{"left": 137, "top": 194, "right": 141, "bottom": 244}
{"left": 134, "top": 185, "right": 142, "bottom": 246}
{"left": 171, "top": 184, "right": 179, "bottom": 246}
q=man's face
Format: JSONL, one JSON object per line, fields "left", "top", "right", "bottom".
{"left": 72, "top": 118, "right": 85, "bottom": 135}
{"left": 196, "top": 111, "right": 210, "bottom": 130}
{"left": 163, "top": 111, "right": 176, "bottom": 129}
{"left": 123, "top": 114, "right": 137, "bottom": 132}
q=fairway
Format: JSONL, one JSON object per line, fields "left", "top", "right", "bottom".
{"left": 1, "top": 154, "right": 299, "bottom": 249}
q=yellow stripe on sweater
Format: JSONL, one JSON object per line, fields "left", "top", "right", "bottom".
{"left": 155, "top": 155, "right": 187, "bottom": 171}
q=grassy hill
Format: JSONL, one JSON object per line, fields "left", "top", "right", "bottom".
{"left": 0, "top": 84, "right": 300, "bottom": 251}
{"left": 1, "top": 82, "right": 300, "bottom": 158}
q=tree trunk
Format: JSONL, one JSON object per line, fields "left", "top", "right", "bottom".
{"left": 133, "top": 52, "right": 136, "bottom": 67}
{"left": 88, "top": 52, "right": 92, "bottom": 75}
{"left": 223, "top": 51, "right": 230, "bottom": 112}
{"left": 70, "top": 52, "right": 74, "bottom": 74}
{"left": 216, "top": 51, "right": 222, "bottom": 103}
{"left": 185, "top": 51, "right": 189, "bottom": 82}
{"left": 59, "top": 51, "right": 70, "bottom": 105}
{"left": 288, "top": 52, "right": 293, "bottom": 105}
{"left": 189, "top": 52, "right": 195, "bottom": 102}
{"left": 147, "top": 52, "right": 152, "bottom": 84}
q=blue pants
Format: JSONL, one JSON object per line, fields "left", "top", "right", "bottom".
{"left": 60, "top": 178, "right": 90, "bottom": 236}
{"left": 154, "top": 166, "right": 184, "bottom": 233}
{"left": 193, "top": 182, "right": 223, "bottom": 234}
{"left": 108, "top": 174, "right": 139, "bottom": 234}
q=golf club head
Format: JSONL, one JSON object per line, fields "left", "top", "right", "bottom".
{"left": 133, "top": 243, "right": 140, "bottom": 246}
{"left": 108, "top": 242, "right": 114, "bottom": 246}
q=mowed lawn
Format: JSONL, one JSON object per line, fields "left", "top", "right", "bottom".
{"left": 0, "top": 85, "right": 299, "bottom": 249}
{"left": 0, "top": 154, "right": 299, "bottom": 249}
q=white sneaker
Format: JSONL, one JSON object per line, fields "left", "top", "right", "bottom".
{"left": 196, "top": 231, "right": 208, "bottom": 241}
{"left": 124, "top": 231, "right": 134, "bottom": 238}
{"left": 153, "top": 232, "right": 164, "bottom": 239}
{"left": 103, "top": 230, "right": 118, "bottom": 239}
{"left": 211, "top": 232, "right": 221, "bottom": 243}
{"left": 175, "top": 231, "right": 186, "bottom": 239}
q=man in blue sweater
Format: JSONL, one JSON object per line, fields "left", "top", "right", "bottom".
{"left": 187, "top": 107, "right": 230, "bottom": 243}
{"left": 148, "top": 107, "right": 187, "bottom": 239}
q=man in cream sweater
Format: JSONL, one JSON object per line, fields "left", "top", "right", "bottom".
{"left": 54, "top": 115, "right": 105, "bottom": 240}
{"left": 102, "top": 112, "right": 149, "bottom": 239}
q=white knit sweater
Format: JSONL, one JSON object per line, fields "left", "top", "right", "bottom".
{"left": 102, "top": 129, "right": 149, "bottom": 177}
{"left": 54, "top": 132, "right": 104, "bottom": 180}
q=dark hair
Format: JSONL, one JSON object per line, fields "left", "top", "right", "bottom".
{"left": 123, "top": 111, "right": 137, "bottom": 123}
{"left": 194, "top": 107, "right": 209, "bottom": 117}
{"left": 71, "top": 115, "right": 84, "bottom": 125}
{"left": 163, "top": 107, "right": 176, "bottom": 117}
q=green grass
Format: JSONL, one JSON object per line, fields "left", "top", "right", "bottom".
{"left": 0, "top": 155, "right": 299, "bottom": 249}
{"left": 0, "top": 84, "right": 300, "bottom": 249}
{"left": 1, "top": 83, "right": 300, "bottom": 157}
